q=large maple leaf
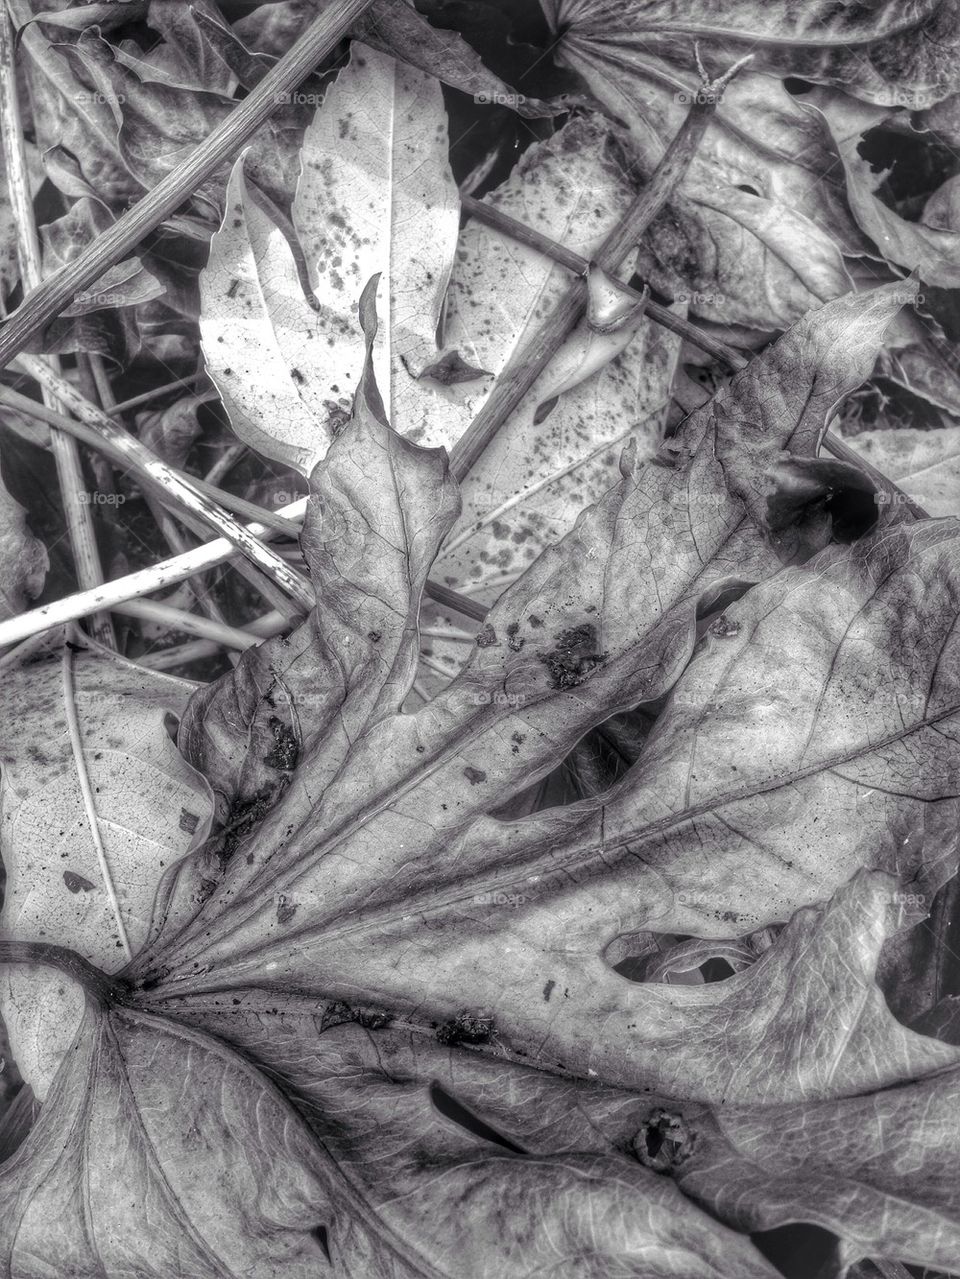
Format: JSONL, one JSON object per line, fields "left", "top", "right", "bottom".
{"left": 2, "top": 281, "right": 959, "bottom": 1275}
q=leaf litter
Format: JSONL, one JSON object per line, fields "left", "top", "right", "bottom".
{"left": 1, "top": 3, "right": 960, "bottom": 1277}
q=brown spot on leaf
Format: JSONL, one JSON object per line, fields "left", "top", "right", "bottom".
{"left": 463, "top": 766, "right": 487, "bottom": 785}
{"left": 539, "top": 623, "right": 607, "bottom": 690}
{"left": 264, "top": 717, "right": 298, "bottom": 772}
{"left": 633, "top": 1109, "right": 697, "bottom": 1172}
{"left": 436, "top": 1012, "right": 494, "bottom": 1046}
{"left": 178, "top": 809, "right": 200, "bottom": 835}
{"left": 63, "top": 871, "right": 94, "bottom": 894}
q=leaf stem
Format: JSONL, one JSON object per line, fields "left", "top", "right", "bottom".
{"left": 448, "top": 53, "right": 752, "bottom": 483}
{"left": 424, "top": 580, "right": 489, "bottom": 622}
{"left": 0, "top": 5, "right": 116, "bottom": 647}
{"left": 0, "top": 497, "right": 309, "bottom": 649}
{"left": 460, "top": 198, "right": 928, "bottom": 519}
{"left": 13, "top": 356, "right": 315, "bottom": 607}
{"left": 116, "top": 599, "right": 266, "bottom": 651}
{"left": 460, "top": 193, "right": 746, "bottom": 372}
{"left": 0, "top": 940, "right": 128, "bottom": 1006}
{"left": 108, "top": 377, "right": 204, "bottom": 417}
{"left": 2, "top": 382, "right": 303, "bottom": 535}
{"left": 0, "top": 0, "right": 377, "bottom": 370}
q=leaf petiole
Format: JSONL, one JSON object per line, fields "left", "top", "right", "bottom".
{"left": 0, "top": 941, "right": 129, "bottom": 1007}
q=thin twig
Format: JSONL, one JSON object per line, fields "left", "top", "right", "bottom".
{"left": 461, "top": 194, "right": 928, "bottom": 518}
{"left": 448, "top": 54, "right": 753, "bottom": 482}
{"left": 1, "top": 380, "right": 307, "bottom": 618}
{"left": 0, "top": 0, "right": 377, "bottom": 371}
{"left": 0, "top": 5, "right": 116, "bottom": 646}
{"left": 137, "top": 638, "right": 224, "bottom": 670}
{"left": 108, "top": 376, "right": 203, "bottom": 417}
{"left": 115, "top": 600, "right": 262, "bottom": 651}
{"left": 203, "top": 442, "right": 246, "bottom": 487}
{"left": 13, "top": 355, "right": 315, "bottom": 608}
{"left": 134, "top": 606, "right": 290, "bottom": 669}
{"left": 91, "top": 359, "right": 240, "bottom": 665}
{"left": 460, "top": 193, "right": 746, "bottom": 372}
{"left": 424, "top": 580, "right": 488, "bottom": 623}
{"left": 0, "top": 496, "right": 310, "bottom": 648}
{"left": 2, "top": 379, "right": 306, "bottom": 538}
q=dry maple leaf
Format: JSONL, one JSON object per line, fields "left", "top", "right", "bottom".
{"left": 2, "top": 277, "right": 959, "bottom": 1275}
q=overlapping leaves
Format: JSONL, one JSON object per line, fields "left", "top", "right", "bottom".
{"left": 3, "top": 282, "right": 960, "bottom": 1274}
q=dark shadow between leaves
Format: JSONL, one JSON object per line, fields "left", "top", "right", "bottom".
{"left": 429, "top": 1081, "right": 527, "bottom": 1154}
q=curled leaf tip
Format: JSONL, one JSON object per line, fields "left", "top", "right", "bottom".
{"left": 586, "top": 264, "right": 648, "bottom": 334}
{"left": 355, "top": 274, "right": 389, "bottom": 428}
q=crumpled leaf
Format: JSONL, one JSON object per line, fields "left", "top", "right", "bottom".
{"left": 58, "top": 24, "right": 299, "bottom": 223}
{"left": 185, "top": 280, "right": 912, "bottom": 846}
{"left": 671, "top": 1059, "right": 960, "bottom": 1271}
{"left": 0, "top": 465, "right": 46, "bottom": 619}
{"left": 40, "top": 196, "right": 163, "bottom": 316}
{"left": 10, "top": 0, "right": 139, "bottom": 205}
{"left": 126, "top": 283, "right": 959, "bottom": 1107}
{"left": 0, "top": 990, "right": 787, "bottom": 1278}
{"left": 814, "top": 90, "right": 960, "bottom": 286}
{"left": 0, "top": 998, "right": 334, "bottom": 1277}
{"left": 203, "top": 97, "right": 680, "bottom": 668}
{"left": 0, "top": 646, "right": 213, "bottom": 1099}
{"left": 556, "top": 60, "right": 858, "bottom": 333}
{"left": 4, "top": 274, "right": 959, "bottom": 1273}
{"left": 843, "top": 423, "right": 960, "bottom": 515}
{"left": 542, "top": 0, "right": 960, "bottom": 109}
{"left": 158, "top": 875, "right": 960, "bottom": 1274}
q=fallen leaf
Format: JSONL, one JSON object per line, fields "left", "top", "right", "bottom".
{"left": 0, "top": 646, "right": 212, "bottom": 1099}
{"left": 542, "top": 0, "right": 960, "bottom": 109}
{"left": 201, "top": 42, "right": 464, "bottom": 473}
{"left": 0, "top": 468, "right": 46, "bottom": 620}
{"left": 842, "top": 423, "right": 960, "bottom": 515}
{"left": 814, "top": 91, "right": 960, "bottom": 286}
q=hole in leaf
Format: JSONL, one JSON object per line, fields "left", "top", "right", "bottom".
{"left": 429, "top": 1082, "right": 527, "bottom": 1154}
{"left": 310, "top": 1225, "right": 332, "bottom": 1263}
{"left": 751, "top": 1223, "right": 838, "bottom": 1277}
{"left": 633, "top": 1109, "right": 696, "bottom": 1171}
{"left": 613, "top": 955, "right": 650, "bottom": 982}
{"left": 533, "top": 395, "right": 559, "bottom": 425}
{"left": 699, "top": 957, "right": 736, "bottom": 982}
